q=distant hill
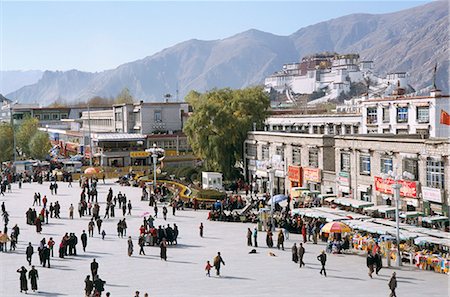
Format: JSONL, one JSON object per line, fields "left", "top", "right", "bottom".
{"left": 0, "top": 70, "right": 43, "bottom": 95}
{"left": 7, "top": 1, "right": 449, "bottom": 105}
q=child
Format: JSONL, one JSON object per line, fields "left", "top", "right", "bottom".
{"left": 205, "top": 260, "right": 212, "bottom": 277}
{"left": 101, "top": 230, "right": 106, "bottom": 240}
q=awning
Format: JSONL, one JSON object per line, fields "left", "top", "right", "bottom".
{"left": 414, "top": 236, "right": 450, "bottom": 247}
{"left": 333, "top": 198, "right": 374, "bottom": 208}
{"left": 422, "top": 215, "right": 449, "bottom": 224}
{"left": 399, "top": 211, "right": 424, "bottom": 219}
{"left": 365, "top": 205, "right": 396, "bottom": 214}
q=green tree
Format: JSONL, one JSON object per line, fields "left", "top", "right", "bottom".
{"left": 183, "top": 87, "right": 270, "bottom": 179}
{"left": 29, "top": 131, "right": 51, "bottom": 160}
{"left": 115, "top": 88, "right": 135, "bottom": 104}
{"left": 0, "top": 123, "right": 14, "bottom": 162}
{"left": 16, "top": 117, "right": 39, "bottom": 157}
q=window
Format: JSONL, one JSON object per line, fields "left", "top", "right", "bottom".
{"left": 61, "top": 113, "right": 68, "bottom": 119}
{"left": 52, "top": 114, "right": 59, "bottom": 120}
{"left": 417, "top": 107, "right": 429, "bottom": 123}
{"left": 367, "top": 107, "right": 377, "bottom": 124}
{"left": 403, "top": 158, "right": 418, "bottom": 180}
{"left": 426, "top": 159, "right": 445, "bottom": 189}
{"left": 246, "top": 144, "right": 257, "bottom": 157}
{"left": 380, "top": 156, "right": 393, "bottom": 174}
{"left": 292, "top": 146, "right": 301, "bottom": 165}
{"left": 276, "top": 146, "right": 284, "bottom": 161}
{"left": 115, "top": 111, "right": 122, "bottom": 121}
{"left": 42, "top": 114, "right": 50, "bottom": 120}
{"left": 359, "top": 154, "right": 371, "bottom": 176}
{"left": 382, "top": 107, "right": 390, "bottom": 123}
{"left": 396, "top": 129, "right": 408, "bottom": 135}
{"left": 396, "top": 107, "right": 408, "bottom": 123}
{"left": 354, "top": 126, "right": 359, "bottom": 134}
{"left": 341, "top": 153, "right": 351, "bottom": 172}
{"left": 345, "top": 125, "right": 352, "bottom": 135}
{"left": 308, "top": 149, "right": 319, "bottom": 168}
{"left": 382, "top": 128, "right": 391, "bottom": 134}
{"left": 262, "top": 145, "right": 269, "bottom": 160}
{"left": 154, "top": 110, "right": 162, "bottom": 122}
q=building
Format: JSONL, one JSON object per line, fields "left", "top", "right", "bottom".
{"left": 334, "top": 134, "right": 449, "bottom": 216}
{"left": 361, "top": 89, "right": 450, "bottom": 138}
{"left": 244, "top": 131, "right": 336, "bottom": 195}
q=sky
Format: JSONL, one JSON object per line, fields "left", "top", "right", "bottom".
{"left": 0, "top": 0, "right": 432, "bottom": 72}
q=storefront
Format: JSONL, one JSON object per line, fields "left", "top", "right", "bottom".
{"left": 130, "top": 151, "right": 150, "bottom": 166}
{"left": 303, "top": 167, "right": 321, "bottom": 192}
{"left": 337, "top": 171, "right": 351, "bottom": 197}
{"left": 374, "top": 176, "right": 418, "bottom": 211}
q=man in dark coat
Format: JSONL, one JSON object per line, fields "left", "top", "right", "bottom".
{"left": 93, "top": 275, "right": 106, "bottom": 296}
{"left": 85, "top": 275, "right": 94, "bottom": 297}
{"left": 291, "top": 243, "right": 298, "bottom": 263}
{"left": 298, "top": 243, "right": 305, "bottom": 267}
{"left": 317, "top": 250, "right": 327, "bottom": 276}
{"left": 91, "top": 259, "right": 99, "bottom": 279}
{"left": 28, "top": 266, "right": 39, "bottom": 292}
{"left": 367, "top": 252, "right": 375, "bottom": 278}
{"left": 42, "top": 246, "right": 50, "bottom": 268}
{"left": 213, "top": 252, "right": 225, "bottom": 276}
{"left": 389, "top": 272, "right": 397, "bottom": 297}
{"left": 26, "top": 242, "right": 34, "bottom": 265}
{"left": 17, "top": 266, "right": 28, "bottom": 293}
{"left": 138, "top": 235, "right": 146, "bottom": 255}
{"left": 81, "top": 230, "right": 88, "bottom": 252}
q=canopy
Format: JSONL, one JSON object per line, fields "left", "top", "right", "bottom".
{"left": 365, "top": 205, "right": 396, "bottom": 214}
{"left": 399, "top": 211, "right": 424, "bottom": 219}
{"left": 422, "top": 215, "right": 449, "bottom": 224}
{"left": 321, "top": 222, "right": 352, "bottom": 234}
{"left": 332, "top": 198, "right": 374, "bottom": 209}
{"left": 413, "top": 236, "right": 450, "bottom": 247}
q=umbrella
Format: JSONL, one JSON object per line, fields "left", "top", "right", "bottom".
{"left": 320, "top": 222, "right": 352, "bottom": 234}
{"left": 0, "top": 233, "right": 10, "bottom": 243}
{"left": 271, "top": 194, "right": 288, "bottom": 204}
{"left": 140, "top": 211, "right": 151, "bottom": 218}
{"left": 84, "top": 167, "right": 98, "bottom": 175}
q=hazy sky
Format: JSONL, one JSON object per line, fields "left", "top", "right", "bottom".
{"left": 1, "top": 0, "right": 430, "bottom": 72}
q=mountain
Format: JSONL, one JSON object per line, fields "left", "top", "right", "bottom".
{"left": 7, "top": 1, "right": 449, "bottom": 105}
{"left": 0, "top": 70, "right": 43, "bottom": 95}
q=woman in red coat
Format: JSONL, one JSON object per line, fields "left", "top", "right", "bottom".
{"left": 35, "top": 217, "right": 42, "bottom": 233}
{"left": 301, "top": 224, "right": 307, "bottom": 243}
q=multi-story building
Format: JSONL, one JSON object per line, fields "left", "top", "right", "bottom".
{"left": 334, "top": 134, "right": 449, "bottom": 216}
{"left": 244, "top": 131, "right": 336, "bottom": 195}
{"left": 361, "top": 89, "right": 450, "bottom": 138}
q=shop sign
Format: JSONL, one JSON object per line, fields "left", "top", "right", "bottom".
{"left": 304, "top": 167, "right": 321, "bottom": 183}
{"left": 256, "top": 160, "right": 268, "bottom": 171}
{"left": 421, "top": 186, "right": 442, "bottom": 203}
{"left": 271, "top": 154, "right": 284, "bottom": 171}
{"left": 338, "top": 171, "right": 350, "bottom": 186}
{"left": 374, "top": 176, "right": 417, "bottom": 198}
{"left": 130, "top": 151, "right": 150, "bottom": 158}
{"left": 287, "top": 165, "right": 301, "bottom": 182}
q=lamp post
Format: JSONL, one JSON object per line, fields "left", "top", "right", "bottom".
{"left": 87, "top": 103, "right": 93, "bottom": 167}
{"left": 146, "top": 143, "right": 165, "bottom": 194}
{"left": 268, "top": 168, "right": 275, "bottom": 231}
{"left": 382, "top": 170, "right": 402, "bottom": 267}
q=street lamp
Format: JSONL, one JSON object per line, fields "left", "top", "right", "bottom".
{"left": 268, "top": 167, "right": 275, "bottom": 231}
{"left": 381, "top": 169, "right": 403, "bottom": 267}
{"left": 145, "top": 143, "right": 165, "bottom": 194}
{"left": 9, "top": 101, "right": 18, "bottom": 162}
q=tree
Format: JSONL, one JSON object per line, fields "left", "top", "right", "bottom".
{"left": 0, "top": 123, "right": 13, "bottom": 162}
{"left": 29, "top": 131, "right": 51, "bottom": 160}
{"left": 183, "top": 87, "right": 270, "bottom": 179}
{"left": 115, "top": 88, "right": 135, "bottom": 104}
{"left": 16, "top": 117, "right": 39, "bottom": 157}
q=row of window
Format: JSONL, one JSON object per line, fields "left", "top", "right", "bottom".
{"left": 367, "top": 106, "right": 429, "bottom": 124}
{"left": 340, "top": 153, "right": 445, "bottom": 189}
{"left": 247, "top": 144, "right": 319, "bottom": 168}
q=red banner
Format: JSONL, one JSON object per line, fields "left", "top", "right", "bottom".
{"left": 287, "top": 165, "right": 301, "bottom": 182}
{"left": 440, "top": 109, "right": 450, "bottom": 125}
{"left": 374, "top": 176, "right": 417, "bottom": 198}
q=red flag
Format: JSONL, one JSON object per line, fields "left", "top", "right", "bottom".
{"left": 440, "top": 109, "right": 450, "bottom": 125}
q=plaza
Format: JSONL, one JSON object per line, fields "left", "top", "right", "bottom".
{"left": 0, "top": 180, "right": 448, "bottom": 297}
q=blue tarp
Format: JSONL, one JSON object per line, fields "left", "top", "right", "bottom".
{"left": 271, "top": 194, "right": 288, "bottom": 204}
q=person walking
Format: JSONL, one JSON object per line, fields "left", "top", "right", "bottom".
{"left": 88, "top": 219, "right": 94, "bottom": 237}
{"left": 28, "top": 265, "right": 39, "bottom": 292}
{"left": 96, "top": 218, "right": 103, "bottom": 235}
{"left": 162, "top": 206, "right": 168, "bottom": 220}
{"left": 291, "top": 243, "right": 298, "bottom": 263}
{"left": 69, "top": 204, "right": 74, "bottom": 219}
{"left": 213, "top": 252, "right": 225, "bottom": 276}
{"left": 90, "top": 259, "right": 99, "bottom": 279}
{"left": 127, "top": 200, "right": 132, "bottom": 215}
{"left": 17, "top": 266, "right": 28, "bottom": 293}
{"left": 127, "top": 236, "right": 134, "bottom": 257}
{"left": 199, "top": 223, "right": 204, "bottom": 237}
{"left": 253, "top": 228, "right": 258, "bottom": 247}
{"left": 367, "top": 250, "right": 375, "bottom": 278}
{"left": 138, "top": 235, "right": 145, "bottom": 255}
{"left": 298, "top": 243, "right": 305, "bottom": 267}
{"left": 247, "top": 228, "right": 252, "bottom": 246}
{"left": 205, "top": 260, "right": 212, "bottom": 277}
{"left": 317, "top": 250, "right": 327, "bottom": 276}
{"left": 277, "top": 229, "right": 285, "bottom": 250}
{"left": 389, "top": 272, "right": 397, "bottom": 297}
{"left": 84, "top": 275, "right": 94, "bottom": 297}
{"left": 26, "top": 242, "right": 34, "bottom": 265}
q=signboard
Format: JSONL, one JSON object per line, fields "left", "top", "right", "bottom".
{"left": 130, "top": 151, "right": 150, "bottom": 158}
{"left": 338, "top": 172, "right": 350, "bottom": 186}
{"left": 256, "top": 160, "right": 268, "bottom": 171}
{"left": 287, "top": 165, "right": 301, "bottom": 182}
{"left": 303, "top": 167, "right": 321, "bottom": 183}
{"left": 271, "top": 154, "right": 284, "bottom": 171}
{"left": 421, "top": 186, "right": 442, "bottom": 203}
{"left": 374, "top": 176, "right": 417, "bottom": 198}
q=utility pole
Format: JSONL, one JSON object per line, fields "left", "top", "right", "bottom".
{"left": 88, "top": 103, "right": 93, "bottom": 166}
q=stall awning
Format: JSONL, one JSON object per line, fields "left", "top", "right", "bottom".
{"left": 333, "top": 198, "right": 374, "bottom": 208}
{"left": 399, "top": 211, "right": 424, "bottom": 219}
{"left": 365, "top": 205, "right": 396, "bottom": 214}
{"left": 422, "top": 215, "right": 449, "bottom": 224}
